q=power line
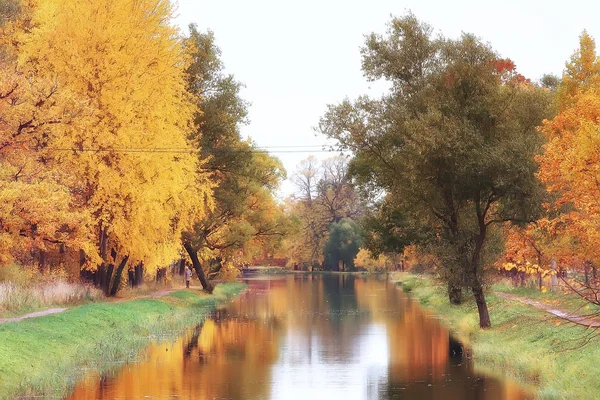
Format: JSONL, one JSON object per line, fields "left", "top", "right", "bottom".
{"left": 42, "top": 146, "right": 348, "bottom": 155}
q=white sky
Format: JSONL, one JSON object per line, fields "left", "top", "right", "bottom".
{"left": 174, "top": 0, "right": 599, "bottom": 197}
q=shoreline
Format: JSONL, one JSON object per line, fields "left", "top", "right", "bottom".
{"left": 393, "top": 272, "right": 600, "bottom": 399}
{"left": 0, "top": 282, "right": 246, "bottom": 400}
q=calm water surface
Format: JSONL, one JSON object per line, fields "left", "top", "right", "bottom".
{"left": 68, "top": 275, "right": 532, "bottom": 399}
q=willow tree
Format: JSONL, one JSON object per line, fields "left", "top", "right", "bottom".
{"left": 12, "top": 0, "right": 212, "bottom": 294}
{"left": 183, "top": 26, "right": 288, "bottom": 291}
{"left": 319, "top": 14, "right": 552, "bottom": 328}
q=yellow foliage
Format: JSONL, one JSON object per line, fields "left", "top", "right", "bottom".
{"left": 4, "top": 0, "right": 214, "bottom": 271}
{"left": 0, "top": 32, "right": 95, "bottom": 263}
{"left": 218, "top": 262, "right": 240, "bottom": 281}
{"left": 354, "top": 248, "right": 393, "bottom": 272}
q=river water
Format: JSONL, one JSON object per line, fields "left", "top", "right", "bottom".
{"left": 68, "top": 274, "right": 532, "bottom": 399}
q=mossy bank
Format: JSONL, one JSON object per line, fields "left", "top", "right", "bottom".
{"left": 396, "top": 273, "right": 600, "bottom": 399}
{"left": 0, "top": 283, "right": 246, "bottom": 400}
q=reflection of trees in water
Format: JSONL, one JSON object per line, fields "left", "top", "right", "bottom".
{"left": 322, "top": 275, "right": 358, "bottom": 319}
{"left": 68, "top": 276, "right": 530, "bottom": 400}
{"left": 68, "top": 306, "right": 282, "bottom": 400}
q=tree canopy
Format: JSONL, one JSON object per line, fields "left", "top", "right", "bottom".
{"left": 319, "top": 14, "right": 553, "bottom": 327}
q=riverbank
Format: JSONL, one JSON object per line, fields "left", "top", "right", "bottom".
{"left": 0, "top": 282, "right": 246, "bottom": 400}
{"left": 394, "top": 272, "right": 600, "bottom": 399}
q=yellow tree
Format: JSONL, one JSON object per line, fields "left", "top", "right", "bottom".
{"left": 0, "top": 6, "right": 95, "bottom": 266}
{"left": 12, "top": 0, "right": 212, "bottom": 293}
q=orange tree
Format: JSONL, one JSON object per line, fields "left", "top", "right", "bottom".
{"left": 538, "top": 32, "right": 600, "bottom": 281}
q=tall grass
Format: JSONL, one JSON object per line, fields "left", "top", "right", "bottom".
{"left": 0, "top": 265, "right": 103, "bottom": 317}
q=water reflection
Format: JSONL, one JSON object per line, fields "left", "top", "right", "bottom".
{"left": 68, "top": 275, "right": 532, "bottom": 399}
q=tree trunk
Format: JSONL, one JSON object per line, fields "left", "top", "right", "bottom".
{"left": 105, "top": 264, "right": 114, "bottom": 295}
{"left": 134, "top": 262, "right": 144, "bottom": 286}
{"left": 183, "top": 242, "right": 214, "bottom": 293}
{"left": 38, "top": 250, "right": 46, "bottom": 273}
{"left": 551, "top": 259, "right": 558, "bottom": 292}
{"left": 79, "top": 249, "right": 86, "bottom": 269}
{"left": 472, "top": 280, "right": 491, "bottom": 328}
{"left": 448, "top": 282, "right": 462, "bottom": 305}
{"left": 537, "top": 253, "right": 543, "bottom": 291}
{"left": 99, "top": 225, "right": 108, "bottom": 260}
{"left": 128, "top": 269, "right": 135, "bottom": 288}
{"left": 97, "top": 263, "right": 106, "bottom": 288}
{"left": 109, "top": 255, "right": 129, "bottom": 297}
{"left": 519, "top": 271, "right": 526, "bottom": 287}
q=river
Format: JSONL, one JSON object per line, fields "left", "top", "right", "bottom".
{"left": 68, "top": 274, "right": 532, "bottom": 399}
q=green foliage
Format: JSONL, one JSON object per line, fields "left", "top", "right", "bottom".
{"left": 183, "top": 26, "right": 289, "bottom": 267}
{"left": 361, "top": 196, "right": 420, "bottom": 257}
{"left": 319, "top": 13, "right": 554, "bottom": 324}
{"left": 323, "top": 218, "right": 363, "bottom": 271}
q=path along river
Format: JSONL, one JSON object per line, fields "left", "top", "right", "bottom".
{"left": 68, "top": 274, "right": 533, "bottom": 400}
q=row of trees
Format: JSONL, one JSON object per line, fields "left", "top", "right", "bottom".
{"left": 0, "top": 0, "right": 287, "bottom": 294}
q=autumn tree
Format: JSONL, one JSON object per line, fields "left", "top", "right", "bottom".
{"left": 182, "top": 26, "right": 289, "bottom": 290}
{"left": 319, "top": 14, "right": 552, "bottom": 328}
{"left": 8, "top": 0, "right": 211, "bottom": 294}
{"left": 288, "top": 156, "right": 364, "bottom": 268}
{"left": 537, "top": 32, "right": 600, "bottom": 288}
{"left": 0, "top": 3, "right": 95, "bottom": 267}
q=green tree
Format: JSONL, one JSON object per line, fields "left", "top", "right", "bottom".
{"left": 182, "top": 26, "right": 289, "bottom": 290}
{"left": 323, "top": 218, "right": 363, "bottom": 271}
{"left": 361, "top": 195, "right": 419, "bottom": 260}
{"left": 319, "top": 14, "right": 552, "bottom": 328}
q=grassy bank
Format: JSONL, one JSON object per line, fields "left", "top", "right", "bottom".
{"left": 0, "top": 282, "right": 246, "bottom": 400}
{"left": 395, "top": 273, "right": 600, "bottom": 399}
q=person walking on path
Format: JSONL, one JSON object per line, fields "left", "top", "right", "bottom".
{"left": 184, "top": 266, "right": 193, "bottom": 288}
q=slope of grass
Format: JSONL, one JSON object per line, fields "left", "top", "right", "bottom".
{"left": 394, "top": 273, "right": 600, "bottom": 400}
{"left": 0, "top": 283, "right": 246, "bottom": 400}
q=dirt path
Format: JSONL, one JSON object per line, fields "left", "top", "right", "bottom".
{"left": 497, "top": 292, "right": 600, "bottom": 328}
{"left": 0, "top": 288, "right": 183, "bottom": 325}
{"left": 0, "top": 308, "right": 68, "bottom": 324}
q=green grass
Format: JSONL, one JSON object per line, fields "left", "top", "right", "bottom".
{"left": 394, "top": 273, "right": 600, "bottom": 399}
{"left": 0, "top": 282, "right": 246, "bottom": 400}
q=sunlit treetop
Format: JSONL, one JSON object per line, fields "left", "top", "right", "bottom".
{"left": 9, "top": 0, "right": 213, "bottom": 270}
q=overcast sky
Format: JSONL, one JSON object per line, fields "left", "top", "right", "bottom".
{"left": 174, "top": 0, "right": 598, "bottom": 197}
